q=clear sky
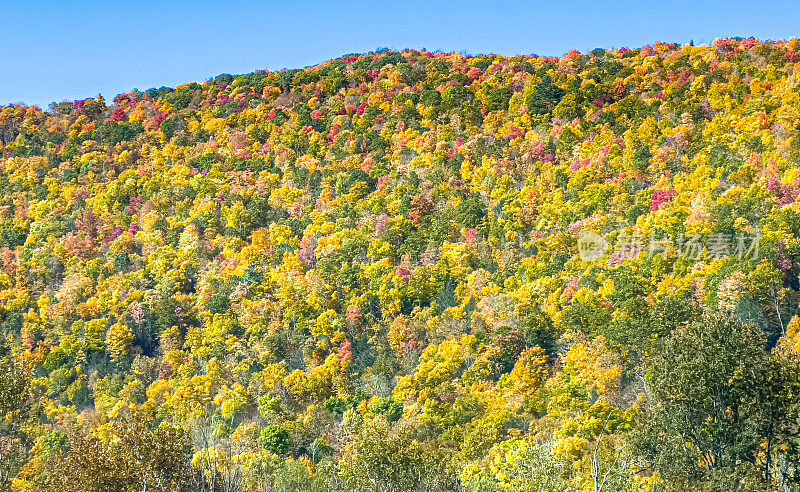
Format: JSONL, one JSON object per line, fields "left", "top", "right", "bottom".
{"left": 2, "top": 0, "right": 799, "bottom": 108}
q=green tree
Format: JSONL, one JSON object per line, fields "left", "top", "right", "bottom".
{"left": 338, "top": 417, "right": 458, "bottom": 492}
{"left": 633, "top": 311, "right": 784, "bottom": 490}
{"left": 259, "top": 425, "right": 290, "bottom": 455}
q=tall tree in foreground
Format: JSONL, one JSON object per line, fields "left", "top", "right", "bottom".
{"left": 633, "top": 311, "right": 800, "bottom": 491}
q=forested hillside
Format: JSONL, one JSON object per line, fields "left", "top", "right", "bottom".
{"left": 2, "top": 39, "right": 800, "bottom": 491}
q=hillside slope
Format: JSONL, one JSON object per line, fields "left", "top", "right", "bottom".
{"left": 2, "top": 40, "right": 800, "bottom": 490}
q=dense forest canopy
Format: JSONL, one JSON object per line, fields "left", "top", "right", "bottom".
{"left": 2, "top": 38, "right": 800, "bottom": 490}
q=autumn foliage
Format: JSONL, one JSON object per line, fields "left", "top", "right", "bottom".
{"left": 1, "top": 39, "right": 800, "bottom": 490}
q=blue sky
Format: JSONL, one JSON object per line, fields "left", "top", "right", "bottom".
{"left": 2, "top": 0, "right": 799, "bottom": 107}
